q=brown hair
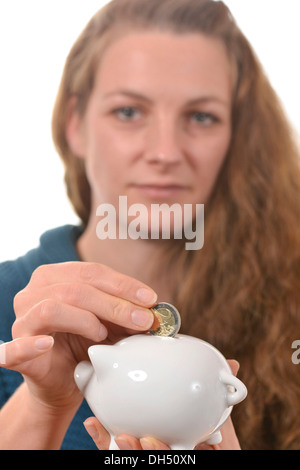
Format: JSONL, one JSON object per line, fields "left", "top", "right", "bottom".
{"left": 52, "top": 0, "right": 300, "bottom": 449}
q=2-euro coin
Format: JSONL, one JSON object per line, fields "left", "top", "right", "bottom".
{"left": 150, "top": 302, "right": 181, "bottom": 337}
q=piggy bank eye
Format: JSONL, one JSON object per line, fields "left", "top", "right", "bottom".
{"left": 128, "top": 370, "right": 148, "bottom": 382}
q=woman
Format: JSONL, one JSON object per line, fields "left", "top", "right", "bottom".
{"left": 0, "top": 0, "right": 299, "bottom": 450}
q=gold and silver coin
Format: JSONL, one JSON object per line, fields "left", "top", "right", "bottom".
{"left": 150, "top": 302, "right": 181, "bottom": 337}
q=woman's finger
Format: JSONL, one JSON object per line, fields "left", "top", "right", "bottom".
{"left": 83, "top": 417, "right": 171, "bottom": 451}
{"left": 27, "top": 262, "right": 158, "bottom": 307}
{"left": 0, "top": 336, "right": 54, "bottom": 370}
{"left": 139, "top": 436, "right": 170, "bottom": 450}
{"left": 207, "top": 416, "right": 241, "bottom": 450}
{"left": 12, "top": 300, "right": 108, "bottom": 342}
{"left": 227, "top": 359, "right": 240, "bottom": 376}
{"left": 115, "top": 435, "right": 143, "bottom": 450}
{"left": 83, "top": 417, "right": 111, "bottom": 450}
{"left": 83, "top": 421, "right": 145, "bottom": 451}
{"left": 14, "top": 283, "right": 155, "bottom": 335}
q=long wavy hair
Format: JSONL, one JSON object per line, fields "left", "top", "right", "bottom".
{"left": 52, "top": 0, "right": 300, "bottom": 449}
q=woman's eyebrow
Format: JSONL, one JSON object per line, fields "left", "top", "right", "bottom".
{"left": 102, "top": 89, "right": 229, "bottom": 107}
{"left": 103, "top": 90, "right": 153, "bottom": 103}
{"left": 185, "top": 95, "right": 230, "bottom": 108}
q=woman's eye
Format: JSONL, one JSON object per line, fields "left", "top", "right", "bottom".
{"left": 190, "top": 112, "right": 218, "bottom": 126}
{"left": 113, "top": 107, "right": 141, "bottom": 121}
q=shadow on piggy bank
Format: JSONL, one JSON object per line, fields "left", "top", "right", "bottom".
{"left": 74, "top": 334, "right": 247, "bottom": 450}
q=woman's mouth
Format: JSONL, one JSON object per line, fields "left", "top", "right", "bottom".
{"left": 131, "top": 183, "right": 189, "bottom": 199}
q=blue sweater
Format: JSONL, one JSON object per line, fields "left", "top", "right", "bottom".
{"left": 0, "top": 225, "right": 97, "bottom": 450}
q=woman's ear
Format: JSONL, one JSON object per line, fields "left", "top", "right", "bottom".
{"left": 65, "top": 96, "right": 86, "bottom": 158}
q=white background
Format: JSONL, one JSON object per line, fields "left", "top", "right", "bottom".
{"left": 0, "top": 0, "right": 299, "bottom": 261}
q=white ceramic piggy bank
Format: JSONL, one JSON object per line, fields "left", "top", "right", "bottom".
{"left": 74, "top": 334, "right": 247, "bottom": 450}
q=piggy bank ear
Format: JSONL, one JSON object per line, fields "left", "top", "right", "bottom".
{"left": 88, "top": 344, "right": 116, "bottom": 378}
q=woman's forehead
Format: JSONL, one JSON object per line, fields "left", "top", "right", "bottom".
{"left": 93, "top": 31, "right": 234, "bottom": 103}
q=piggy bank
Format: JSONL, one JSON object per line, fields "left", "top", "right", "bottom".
{"left": 74, "top": 334, "right": 247, "bottom": 450}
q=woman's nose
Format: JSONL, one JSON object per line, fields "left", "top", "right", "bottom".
{"left": 144, "top": 117, "right": 183, "bottom": 166}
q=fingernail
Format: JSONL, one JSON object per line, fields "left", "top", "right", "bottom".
{"left": 99, "top": 323, "right": 108, "bottom": 341}
{"left": 84, "top": 422, "right": 99, "bottom": 442}
{"left": 115, "top": 436, "right": 133, "bottom": 450}
{"left": 131, "top": 309, "right": 154, "bottom": 328}
{"left": 136, "top": 288, "right": 157, "bottom": 304}
{"left": 0, "top": 342, "right": 6, "bottom": 365}
{"left": 228, "top": 359, "right": 240, "bottom": 372}
{"left": 140, "top": 437, "right": 155, "bottom": 450}
{"left": 35, "top": 336, "right": 54, "bottom": 351}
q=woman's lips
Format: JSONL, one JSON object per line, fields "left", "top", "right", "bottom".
{"left": 131, "top": 184, "right": 189, "bottom": 199}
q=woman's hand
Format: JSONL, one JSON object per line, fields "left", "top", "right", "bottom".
{"left": 1, "top": 261, "right": 157, "bottom": 414}
{"left": 83, "top": 416, "right": 240, "bottom": 450}
{"left": 83, "top": 360, "right": 241, "bottom": 450}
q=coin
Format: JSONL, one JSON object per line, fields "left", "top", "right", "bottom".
{"left": 149, "top": 302, "right": 181, "bottom": 337}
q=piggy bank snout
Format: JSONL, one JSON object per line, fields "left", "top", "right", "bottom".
{"left": 88, "top": 344, "right": 116, "bottom": 376}
{"left": 74, "top": 345, "right": 115, "bottom": 392}
{"left": 74, "top": 360, "right": 94, "bottom": 393}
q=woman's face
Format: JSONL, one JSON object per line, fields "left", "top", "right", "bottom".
{"left": 68, "top": 31, "right": 233, "bottom": 230}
